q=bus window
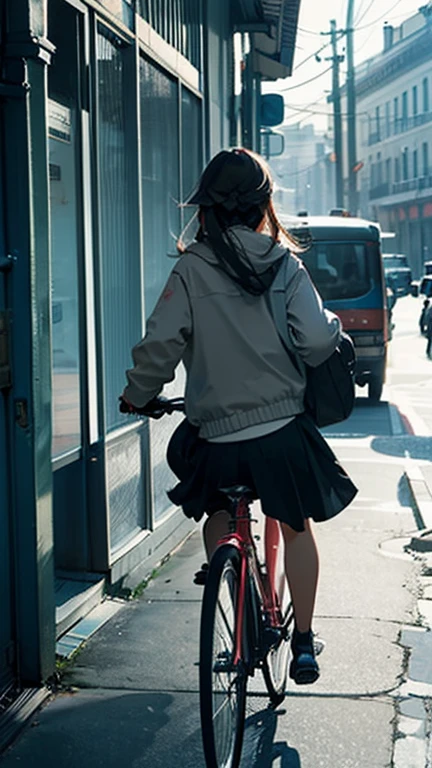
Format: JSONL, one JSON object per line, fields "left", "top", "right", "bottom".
{"left": 302, "top": 242, "right": 373, "bottom": 301}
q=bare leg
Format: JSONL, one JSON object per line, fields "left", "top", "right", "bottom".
{"left": 203, "top": 510, "right": 230, "bottom": 560}
{"left": 280, "top": 518, "right": 319, "bottom": 634}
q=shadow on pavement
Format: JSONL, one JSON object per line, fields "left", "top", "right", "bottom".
{"left": 322, "top": 398, "right": 393, "bottom": 438}
{"left": 0, "top": 691, "right": 174, "bottom": 768}
{"left": 241, "top": 707, "right": 301, "bottom": 767}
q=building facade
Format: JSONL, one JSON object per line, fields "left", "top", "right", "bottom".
{"left": 0, "top": 0, "right": 300, "bottom": 742}
{"left": 354, "top": 7, "right": 432, "bottom": 277}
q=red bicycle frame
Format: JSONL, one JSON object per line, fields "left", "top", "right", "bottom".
{"left": 214, "top": 497, "right": 284, "bottom": 667}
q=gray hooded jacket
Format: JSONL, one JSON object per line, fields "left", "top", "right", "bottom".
{"left": 124, "top": 226, "right": 341, "bottom": 439}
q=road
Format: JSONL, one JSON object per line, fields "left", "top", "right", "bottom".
{"left": 1, "top": 294, "right": 432, "bottom": 768}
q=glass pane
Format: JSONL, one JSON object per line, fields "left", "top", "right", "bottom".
{"left": 303, "top": 242, "right": 372, "bottom": 301}
{"left": 181, "top": 86, "right": 202, "bottom": 230}
{"left": 48, "top": 6, "right": 82, "bottom": 458}
{"left": 97, "top": 27, "right": 142, "bottom": 432}
{"left": 107, "top": 429, "right": 146, "bottom": 552}
{"left": 140, "top": 57, "right": 182, "bottom": 522}
{"left": 140, "top": 56, "right": 180, "bottom": 314}
{"left": 138, "top": 0, "right": 202, "bottom": 70}
{"left": 97, "top": 0, "right": 134, "bottom": 28}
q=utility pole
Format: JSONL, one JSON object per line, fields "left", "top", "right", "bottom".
{"left": 346, "top": 0, "right": 358, "bottom": 214}
{"left": 325, "top": 20, "right": 344, "bottom": 208}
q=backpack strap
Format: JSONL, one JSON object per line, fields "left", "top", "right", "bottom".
{"left": 267, "top": 254, "right": 304, "bottom": 373}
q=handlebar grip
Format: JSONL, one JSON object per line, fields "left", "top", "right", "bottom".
{"left": 119, "top": 395, "right": 185, "bottom": 417}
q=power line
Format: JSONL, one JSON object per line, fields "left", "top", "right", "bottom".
{"left": 294, "top": 40, "right": 332, "bottom": 70}
{"left": 277, "top": 157, "right": 330, "bottom": 177}
{"left": 354, "top": 0, "right": 407, "bottom": 30}
{"left": 297, "top": 26, "right": 323, "bottom": 36}
{"left": 353, "top": 0, "right": 369, "bottom": 25}
{"left": 277, "top": 64, "right": 333, "bottom": 92}
{"left": 354, "top": 0, "right": 375, "bottom": 26}
{"left": 284, "top": 102, "right": 369, "bottom": 118}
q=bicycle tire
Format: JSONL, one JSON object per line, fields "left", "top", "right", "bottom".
{"left": 200, "top": 544, "right": 247, "bottom": 768}
{"left": 262, "top": 607, "right": 292, "bottom": 708}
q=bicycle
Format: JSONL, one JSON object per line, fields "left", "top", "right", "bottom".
{"left": 122, "top": 395, "right": 294, "bottom": 768}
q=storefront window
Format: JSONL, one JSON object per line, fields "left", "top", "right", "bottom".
{"left": 181, "top": 86, "right": 203, "bottom": 230}
{"left": 140, "top": 56, "right": 180, "bottom": 314}
{"left": 139, "top": 57, "right": 181, "bottom": 522}
{"left": 48, "top": 8, "right": 82, "bottom": 458}
{"left": 97, "top": 27, "right": 142, "bottom": 432}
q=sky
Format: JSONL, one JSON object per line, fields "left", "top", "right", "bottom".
{"left": 263, "top": 0, "right": 427, "bottom": 131}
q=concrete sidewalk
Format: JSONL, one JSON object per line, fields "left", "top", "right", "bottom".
{"left": 1, "top": 460, "right": 432, "bottom": 768}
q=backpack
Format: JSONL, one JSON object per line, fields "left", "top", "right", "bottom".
{"left": 268, "top": 254, "right": 356, "bottom": 428}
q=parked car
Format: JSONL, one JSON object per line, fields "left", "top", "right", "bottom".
{"left": 419, "top": 275, "right": 432, "bottom": 298}
{"left": 382, "top": 253, "right": 412, "bottom": 296}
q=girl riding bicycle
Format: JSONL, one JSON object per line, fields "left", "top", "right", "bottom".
{"left": 120, "top": 148, "right": 357, "bottom": 686}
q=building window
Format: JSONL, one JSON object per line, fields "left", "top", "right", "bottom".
{"left": 367, "top": 115, "right": 372, "bottom": 144}
{"left": 375, "top": 106, "right": 381, "bottom": 141}
{"left": 413, "top": 149, "right": 418, "bottom": 178}
{"left": 402, "top": 147, "right": 409, "bottom": 180}
{"left": 139, "top": 0, "right": 203, "bottom": 70}
{"left": 385, "top": 101, "right": 391, "bottom": 138}
{"left": 376, "top": 151, "right": 382, "bottom": 184}
{"left": 423, "top": 142, "right": 429, "bottom": 176}
{"left": 394, "top": 156, "right": 400, "bottom": 183}
{"left": 48, "top": 6, "right": 82, "bottom": 457}
{"left": 96, "top": 27, "right": 142, "bottom": 432}
{"left": 401, "top": 91, "right": 408, "bottom": 129}
{"left": 385, "top": 157, "right": 391, "bottom": 183}
{"left": 394, "top": 96, "right": 399, "bottom": 132}
{"left": 181, "top": 86, "right": 203, "bottom": 229}
{"left": 413, "top": 85, "right": 418, "bottom": 116}
{"left": 140, "top": 57, "right": 180, "bottom": 315}
{"left": 423, "top": 77, "right": 429, "bottom": 113}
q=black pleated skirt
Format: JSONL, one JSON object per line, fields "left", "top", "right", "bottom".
{"left": 166, "top": 413, "right": 357, "bottom": 532}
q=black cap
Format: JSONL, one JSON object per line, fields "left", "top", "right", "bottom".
{"left": 186, "top": 149, "right": 272, "bottom": 211}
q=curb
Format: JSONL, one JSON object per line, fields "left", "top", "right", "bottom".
{"left": 404, "top": 462, "right": 432, "bottom": 552}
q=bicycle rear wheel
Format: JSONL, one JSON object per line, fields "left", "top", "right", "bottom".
{"left": 200, "top": 545, "right": 247, "bottom": 768}
{"left": 262, "top": 606, "right": 293, "bottom": 708}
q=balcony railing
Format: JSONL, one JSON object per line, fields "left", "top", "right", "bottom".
{"left": 369, "top": 182, "right": 389, "bottom": 199}
{"left": 368, "top": 174, "right": 432, "bottom": 200}
{"left": 368, "top": 110, "right": 432, "bottom": 145}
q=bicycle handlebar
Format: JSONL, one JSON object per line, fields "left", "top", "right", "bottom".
{"left": 119, "top": 395, "right": 185, "bottom": 419}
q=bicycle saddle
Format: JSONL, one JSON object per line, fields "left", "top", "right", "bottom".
{"left": 219, "top": 485, "right": 255, "bottom": 502}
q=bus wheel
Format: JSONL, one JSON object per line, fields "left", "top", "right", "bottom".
{"left": 368, "top": 375, "right": 383, "bottom": 402}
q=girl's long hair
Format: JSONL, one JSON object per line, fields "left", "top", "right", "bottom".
{"left": 177, "top": 149, "right": 302, "bottom": 295}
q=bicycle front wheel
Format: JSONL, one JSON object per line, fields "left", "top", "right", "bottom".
{"left": 199, "top": 545, "right": 247, "bottom": 768}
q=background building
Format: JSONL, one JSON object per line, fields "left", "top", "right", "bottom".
{"left": 354, "top": 7, "right": 432, "bottom": 277}
{"left": 270, "top": 122, "right": 335, "bottom": 216}
{"left": 0, "top": 0, "right": 300, "bottom": 744}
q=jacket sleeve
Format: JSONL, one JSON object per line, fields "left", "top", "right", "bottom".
{"left": 286, "top": 263, "right": 341, "bottom": 367}
{"left": 123, "top": 271, "right": 192, "bottom": 407}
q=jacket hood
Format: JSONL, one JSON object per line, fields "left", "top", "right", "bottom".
{"left": 186, "top": 225, "right": 288, "bottom": 294}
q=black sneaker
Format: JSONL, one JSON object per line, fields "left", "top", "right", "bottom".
{"left": 289, "top": 629, "right": 320, "bottom": 685}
